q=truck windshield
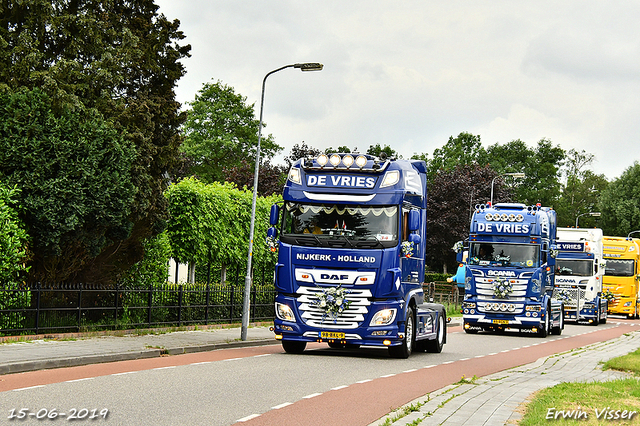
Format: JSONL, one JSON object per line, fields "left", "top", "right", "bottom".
{"left": 556, "top": 259, "right": 593, "bottom": 277}
{"left": 280, "top": 202, "right": 399, "bottom": 249}
{"left": 468, "top": 242, "right": 539, "bottom": 267}
{"left": 605, "top": 259, "right": 635, "bottom": 277}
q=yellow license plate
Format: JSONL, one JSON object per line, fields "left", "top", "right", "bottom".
{"left": 492, "top": 319, "right": 509, "bottom": 324}
{"left": 320, "top": 331, "right": 345, "bottom": 339}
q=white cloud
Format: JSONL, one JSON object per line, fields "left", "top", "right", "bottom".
{"left": 157, "top": 0, "right": 640, "bottom": 180}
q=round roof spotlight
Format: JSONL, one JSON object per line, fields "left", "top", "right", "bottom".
{"left": 508, "top": 214, "right": 516, "bottom": 222}
{"left": 329, "top": 154, "right": 341, "bottom": 167}
{"left": 342, "top": 154, "right": 354, "bottom": 168}
{"left": 500, "top": 214, "right": 508, "bottom": 221}
{"left": 516, "top": 214, "right": 524, "bottom": 222}
{"left": 485, "top": 213, "right": 493, "bottom": 221}
{"left": 355, "top": 155, "right": 367, "bottom": 169}
{"left": 317, "top": 154, "right": 328, "bottom": 167}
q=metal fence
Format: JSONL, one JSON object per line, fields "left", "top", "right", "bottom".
{"left": 0, "top": 282, "right": 276, "bottom": 336}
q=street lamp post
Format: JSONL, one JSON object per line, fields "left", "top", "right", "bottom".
{"left": 575, "top": 212, "right": 601, "bottom": 228}
{"left": 490, "top": 172, "right": 525, "bottom": 206}
{"left": 241, "top": 63, "right": 323, "bottom": 341}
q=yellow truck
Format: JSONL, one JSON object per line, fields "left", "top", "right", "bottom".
{"left": 603, "top": 236, "right": 640, "bottom": 319}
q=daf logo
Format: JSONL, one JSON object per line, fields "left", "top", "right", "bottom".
{"left": 321, "top": 274, "right": 349, "bottom": 281}
{"left": 487, "top": 270, "right": 516, "bottom": 277}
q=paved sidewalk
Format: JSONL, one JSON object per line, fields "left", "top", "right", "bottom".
{"left": 0, "top": 325, "right": 276, "bottom": 375}
{"left": 370, "top": 329, "right": 640, "bottom": 426}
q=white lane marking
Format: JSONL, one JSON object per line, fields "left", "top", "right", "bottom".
{"left": 65, "top": 378, "right": 93, "bottom": 383}
{"left": 223, "top": 357, "right": 242, "bottom": 362}
{"left": 272, "top": 402, "right": 293, "bottom": 410}
{"left": 237, "top": 414, "right": 261, "bottom": 422}
{"left": 253, "top": 354, "right": 271, "bottom": 358}
{"left": 356, "top": 379, "right": 372, "bottom": 384}
{"left": 303, "top": 392, "right": 322, "bottom": 399}
{"left": 381, "top": 374, "right": 397, "bottom": 378}
{"left": 190, "top": 361, "right": 212, "bottom": 366}
{"left": 13, "top": 385, "right": 45, "bottom": 392}
{"left": 112, "top": 371, "right": 137, "bottom": 376}
{"left": 458, "top": 358, "right": 470, "bottom": 361}
{"left": 332, "top": 385, "right": 349, "bottom": 390}
{"left": 403, "top": 369, "right": 417, "bottom": 373}
{"left": 424, "top": 364, "right": 436, "bottom": 368}
{"left": 152, "top": 366, "right": 176, "bottom": 371}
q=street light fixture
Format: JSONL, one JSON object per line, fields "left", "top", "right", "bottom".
{"left": 575, "top": 212, "right": 601, "bottom": 228}
{"left": 627, "top": 230, "right": 640, "bottom": 240}
{"left": 241, "top": 63, "right": 323, "bottom": 341}
{"left": 490, "top": 172, "right": 525, "bottom": 206}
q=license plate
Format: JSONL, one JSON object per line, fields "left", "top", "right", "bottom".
{"left": 492, "top": 319, "right": 509, "bottom": 324}
{"left": 320, "top": 331, "right": 345, "bottom": 339}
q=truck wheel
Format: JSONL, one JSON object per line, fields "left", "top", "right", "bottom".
{"left": 282, "top": 340, "right": 306, "bottom": 354}
{"left": 551, "top": 310, "right": 564, "bottom": 335}
{"left": 389, "top": 306, "right": 414, "bottom": 359}
{"left": 426, "top": 314, "right": 445, "bottom": 353}
{"left": 601, "top": 301, "right": 607, "bottom": 324}
{"left": 537, "top": 307, "right": 550, "bottom": 338}
{"left": 593, "top": 302, "right": 600, "bottom": 326}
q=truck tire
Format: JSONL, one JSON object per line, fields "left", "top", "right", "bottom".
{"left": 601, "top": 301, "right": 607, "bottom": 324}
{"left": 537, "top": 306, "right": 550, "bottom": 338}
{"left": 282, "top": 340, "right": 306, "bottom": 354}
{"left": 425, "top": 314, "right": 445, "bottom": 353}
{"left": 551, "top": 310, "right": 564, "bottom": 335}
{"left": 389, "top": 306, "right": 414, "bottom": 359}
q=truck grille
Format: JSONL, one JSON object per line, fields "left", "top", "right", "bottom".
{"left": 552, "top": 287, "right": 586, "bottom": 307}
{"left": 475, "top": 278, "right": 527, "bottom": 301}
{"left": 296, "top": 286, "right": 372, "bottom": 329}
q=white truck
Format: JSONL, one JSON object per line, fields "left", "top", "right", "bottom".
{"left": 553, "top": 227, "right": 607, "bottom": 325}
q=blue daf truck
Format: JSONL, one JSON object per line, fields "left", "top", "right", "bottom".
{"left": 460, "top": 203, "right": 564, "bottom": 337}
{"left": 267, "top": 153, "right": 446, "bottom": 358}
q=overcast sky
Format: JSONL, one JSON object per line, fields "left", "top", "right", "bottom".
{"left": 155, "top": 1, "right": 640, "bottom": 180}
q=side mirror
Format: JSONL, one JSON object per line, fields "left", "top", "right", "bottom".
{"left": 408, "top": 210, "right": 420, "bottom": 232}
{"left": 269, "top": 204, "right": 280, "bottom": 226}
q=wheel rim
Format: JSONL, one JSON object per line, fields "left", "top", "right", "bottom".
{"left": 406, "top": 314, "right": 413, "bottom": 353}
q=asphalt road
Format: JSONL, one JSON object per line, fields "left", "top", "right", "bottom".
{"left": 1, "top": 321, "right": 635, "bottom": 426}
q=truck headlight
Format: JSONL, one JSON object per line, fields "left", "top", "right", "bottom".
{"left": 624, "top": 301, "right": 632, "bottom": 307}
{"left": 370, "top": 308, "right": 397, "bottom": 326}
{"left": 275, "top": 302, "right": 295, "bottom": 321}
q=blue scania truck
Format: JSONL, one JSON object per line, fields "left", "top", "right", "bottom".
{"left": 460, "top": 203, "right": 564, "bottom": 337}
{"left": 267, "top": 153, "right": 446, "bottom": 358}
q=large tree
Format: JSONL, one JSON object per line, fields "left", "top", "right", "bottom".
{"left": 556, "top": 149, "right": 609, "bottom": 227}
{"left": 598, "top": 162, "right": 640, "bottom": 237}
{"left": 484, "top": 139, "right": 565, "bottom": 206}
{"left": 427, "top": 164, "right": 511, "bottom": 273}
{"left": 425, "top": 132, "right": 485, "bottom": 182}
{"left": 180, "top": 80, "right": 282, "bottom": 183}
{"left": 0, "top": 0, "right": 190, "bottom": 282}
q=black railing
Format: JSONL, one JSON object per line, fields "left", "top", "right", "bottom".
{"left": 0, "top": 282, "right": 276, "bottom": 336}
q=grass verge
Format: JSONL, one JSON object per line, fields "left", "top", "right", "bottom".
{"left": 519, "top": 346, "right": 640, "bottom": 425}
